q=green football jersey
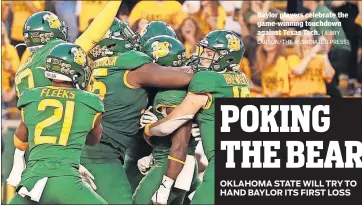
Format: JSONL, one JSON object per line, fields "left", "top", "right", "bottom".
{"left": 18, "top": 86, "right": 104, "bottom": 178}
{"left": 81, "top": 50, "right": 153, "bottom": 162}
{"left": 188, "top": 71, "right": 250, "bottom": 160}
{"left": 15, "top": 39, "right": 66, "bottom": 97}
{"left": 151, "top": 89, "right": 198, "bottom": 161}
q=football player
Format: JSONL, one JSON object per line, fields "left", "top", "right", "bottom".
{"left": 139, "top": 20, "right": 178, "bottom": 44}
{"left": 133, "top": 35, "right": 200, "bottom": 205}
{"left": 82, "top": 19, "right": 193, "bottom": 204}
{"left": 9, "top": 43, "right": 106, "bottom": 204}
{"left": 143, "top": 30, "right": 250, "bottom": 204}
{"left": 123, "top": 20, "right": 180, "bottom": 193}
{"left": 15, "top": 1, "right": 122, "bottom": 97}
{"left": 7, "top": 0, "right": 122, "bottom": 190}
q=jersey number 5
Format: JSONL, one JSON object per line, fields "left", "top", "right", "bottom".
{"left": 15, "top": 68, "right": 34, "bottom": 96}
{"left": 89, "top": 77, "right": 107, "bottom": 101}
{"left": 233, "top": 86, "right": 250, "bottom": 98}
{"left": 34, "top": 99, "right": 75, "bottom": 146}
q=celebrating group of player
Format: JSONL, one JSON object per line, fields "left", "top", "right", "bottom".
{"left": 5, "top": 1, "right": 250, "bottom": 205}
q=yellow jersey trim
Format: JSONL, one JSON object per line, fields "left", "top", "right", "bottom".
{"left": 144, "top": 123, "right": 152, "bottom": 137}
{"left": 188, "top": 92, "right": 212, "bottom": 110}
{"left": 123, "top": 70, "right": 140, "bottom": 89}
{"left": 93, "top": 68, "right": 108, "bottom": 77}
{"left": 14, "top": 134, "right": 29, "bottom": 151}
{"left": 168, "top": 155, "right": 185, "bottom": 164}
{"left": 92, "top": 112, "right": 102, "bottom": 129}
{"left": 21, "top": 109, "right": 25, "bottom": 122}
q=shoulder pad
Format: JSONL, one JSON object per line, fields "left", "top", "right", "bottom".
{"left": 78, "top": 91, "right": 105, "bottom": 113}
{"left": 17, "top": 88, "right": 43, "bottom": 109}
{"left": 115, "top": 50, "right": 153, "bottom": 70}
{"left": 188, "top": 71, "right": 221, "bottom": 93}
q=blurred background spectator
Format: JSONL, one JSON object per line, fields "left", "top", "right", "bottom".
{"left": 78, "top": 1, "right": 108, "bottom": 35}
{"left": 176, "top": 17, "right": 204, "bottom": 58}
{"left": 128, "top": 0, "right": 187, "bottom": 29}
{"left": 3, "top": 1, "right": 44, "bottom": 57}
{"left": 54, "top": 1, "right": 78, "bottom": 42}
{"left": 254, "top": 34, "right": 289, "bottom": 97}
{"left": 288, "top": 32, "right": 334, "bottom": 97}
{"left": 131, "top": 18, "right": 149, "bottom": 33}
{"left": 1, "top": 0, "right": 362, "bottom": 96}
{"left": 194, "top": 0, "right": 226, "bottom": 35}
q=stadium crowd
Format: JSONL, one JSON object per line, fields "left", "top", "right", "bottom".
{"left": 1, "top": 0, "right": 362, "bottom": 203}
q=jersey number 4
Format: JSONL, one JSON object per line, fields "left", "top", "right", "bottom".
{"left": 34, "top": 99, "right": 75, "bottom": 146}
{"left": 233, "top": 86, "right": 250, "bottom": 98}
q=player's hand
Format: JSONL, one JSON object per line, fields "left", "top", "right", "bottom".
{"left": 137, "top": 154, "right": 154, "bottom": 175}
{"left": 192, "top": 123, "right": 201, "bottom": 141}
{"left": 6, "top": 149, "right": 26, "bottom": 187}
{"left": 152, "top": 175, "right": 174, "bottom": 205}
{"left": 140, "top": 106, "right": 158, "bottom": 128}
{"left": 79, "top": 164, "right": 97, "bottom": 191}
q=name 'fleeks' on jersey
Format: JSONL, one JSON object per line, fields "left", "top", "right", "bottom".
{"left": 18, "top": 86, "right": 103, "bottom": 179}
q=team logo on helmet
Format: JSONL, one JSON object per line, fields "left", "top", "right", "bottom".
{"left": 43, "top": 13, "right": 62, "bottom": 29}
{"left": 60, "top": 62, "right": 75, "bottom": 75}
{"left": 151, "top": 41, "right": 171, "bottom": 60}
{"left": 90, "top": 45, "right": 108, "bottom": 59}
{"left": 71, "top": 47, "right": 87, "bottom": 66}
{"left": 226, "top": 34, "right": 240, "bottom": 52}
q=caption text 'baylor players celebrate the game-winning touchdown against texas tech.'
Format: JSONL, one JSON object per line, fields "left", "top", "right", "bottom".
{"left": 214, "top": 98, "right": 362, "bottom": 205}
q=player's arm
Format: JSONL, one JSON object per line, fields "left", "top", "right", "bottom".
{"left": 86, "top": 113, "right": 103, "bottom": 146}
{"left": 144, "top": 93, "right": 208, "bottom": 137}
{"left": 127, "top": 63, "right": 194, "bottom": 89}
{"left": 165, "top": 107, "right": 192, "bottom": 180}
{"left": 14, "top": 121, "right": 29, "bottom": 151}
{"left": 8, "top": 119, "right": 28, "bottom": 187}
{"left": 75, "top": 0, "right": 122, "bottom": 53}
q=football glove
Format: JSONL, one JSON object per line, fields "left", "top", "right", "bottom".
{"left": 7, "top": 149, "right": 26, "bottom": 187}
{"left": 137, "top": 154, "right": 154, "bottom": 175}
{"left": 192, "top": 123, "right": 201, "bottom": 141}
{"left": 140, "top": 106, "right": 158, "bottom": 129}
{"left": 79, "top": 164, "right": 97, "bottom": 191}
{"left": 152, "top": 175, "right": 174, "bottom": 205}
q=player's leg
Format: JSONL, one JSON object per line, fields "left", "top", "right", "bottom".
{"left": 81, "top": 162, "right": 133, "bottom": 204}
{"left": 9, "top": 176, "right": 107, "bottom": 204}
{"left": 124, "top": 134, "right": 153, "bottom": 193}
{"left": 133, "top": 160, "right": 166, "bottom": 204}
{"left": 169, "top": 188, "right": 187, "bottom": 205}
{"left": 133, "top": 157, "right": 187, "bottom": 204}
{"left": 47, "top": 176, "right": 107, "bottom": 204}
{"left": 190, "top": 157, "right": 215, "bottom": 205}
{"left": 37, "top": 176, "right": 107, "bottom": 204}
{"left": 183, "top": 163, "right": 201, "bottom": 205}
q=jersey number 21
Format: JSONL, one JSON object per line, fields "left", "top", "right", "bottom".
{"left": 34, "top": 99, "right": 75, "bottom": 146}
